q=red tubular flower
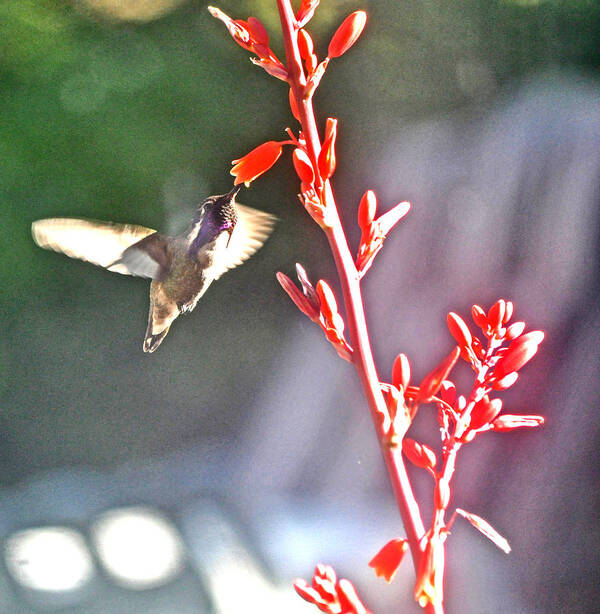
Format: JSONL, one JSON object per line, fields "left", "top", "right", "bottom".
{"left": 493, "top": 330, "right": 544, "bottom": 379}
{"left": 328, "top": 11, "right": 367, "bottom": 58}
{"left": 491, "top": 414, "right": 545, "bottom": 431}
{"left": 416, "top": 346, "right": 460, "bottom": 403}
{"left": 231, "top": 140, "right": 283, "bottom": 186}
{"left": 402, "top": 438, "right": 437, "bottom": 470}
{"left": 293, "top": 148, "right": 315, "bottom": 185}
{"left": 318, "top": 118, "right": 337, "bottom": 180}
{"left": 414, "top": 535, "right": 445, "bottom": 608}
{"left": 369, "top": 539, "right": 408, "bottom": 582}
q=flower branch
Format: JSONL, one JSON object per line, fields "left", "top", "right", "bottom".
{"left": 209, "top": 3, "right": 544, "bottom": 612}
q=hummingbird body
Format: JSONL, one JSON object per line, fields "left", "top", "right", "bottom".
{"left": 32, "top": 187, "right": 276, "bottom": 352}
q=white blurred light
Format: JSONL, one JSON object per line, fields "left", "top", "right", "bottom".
{"left": 4, "top": 527, "right": 94, "bottom": 592}
{"left": 91, "top": 506, "right": 185, "bottom": 589}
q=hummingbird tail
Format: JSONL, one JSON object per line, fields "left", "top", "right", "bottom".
{"left": 143, "top": 327, "right": 171, "bottom": 353}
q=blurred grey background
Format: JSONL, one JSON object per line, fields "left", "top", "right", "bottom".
{"left": 1, "top": 0, "right": 599, "bottom": 612}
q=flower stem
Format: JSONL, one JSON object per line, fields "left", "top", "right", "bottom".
{"left": 276, "top": 0, "right": 428, "bottom": 586}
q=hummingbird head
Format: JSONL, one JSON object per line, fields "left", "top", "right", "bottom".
{"left": 190, "top": 185, "right": 242, "bottom": 248}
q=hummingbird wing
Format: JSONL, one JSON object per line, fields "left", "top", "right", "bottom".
{"left": 31, "top": 217, "right": 164, "bottom": 278}
{"left": 116, "top": 233, "right": 171, "bottom": 279}
{"left": 212, "top": 204, "right": 277, "bottom": 280}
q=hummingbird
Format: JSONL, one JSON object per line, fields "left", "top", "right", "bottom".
{"left": 31, "top": 186, "right": 276, "bottom": 352}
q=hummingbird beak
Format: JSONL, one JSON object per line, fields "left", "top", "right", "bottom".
{"left": 226, "top": 185, "right": 242, "bottom": 201}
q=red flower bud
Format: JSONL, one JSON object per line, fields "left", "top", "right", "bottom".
{"left": 471, "top": 336, "right": 485, "bottom": 359}
{"left": 494, "top": 331, "right": 544, "bottom": 379}
{"left": 250, "top": 57, "right": 289, "bottom": 80}
{"left": 328, "top": 11, "right": 367, "bottom": 58}
{"left": 323, "top": 116, "right": 336, "bottom": 141}
{"left": 316, "top": 280, "right": 338, "bottom": 322}
{"left": 416, "top": 346, "right": 460, "bottom": 403}
{"left": 402, "top": 438, "right": 437, "bottom": 469}
{"left": 312, "top": 575, "right": 337, "bottom": 601}
{"left": 305, "top": 58, "right": 329, "bottom": 97}
{"left": 337, "top": 579, "right": 367, "bottom": 613}
{"left": 296, "top": 0, "right": 320, "bottom": 27}
{"left": 488, "top": 299, "right": 506, "bottom": 331}
{"left": 369, "top": 539, "right": 408, "bottom": 583}
{"left": 293, "top": 148, "right": 315, "bottom": 185}
{"left": 231, "top": 140, "right": 283, "bottom": 186}
{"left": 447, "top": 312, "right": 472, "bottom": 348}
{"left": 288, "top": 88, "right": 301, "bottom": 121}
{"left": 471, "top": 304, "right": 488, "bottom": 330}
{"left": 491, "top": 372, "right": 519, "bottom": 390}
{"left": 505, "top": 321, "right": 526, "bottom": 340}
{"left": 469, "top": 396, "right": 502, "bottom": 430}
{"left": 317, "top": 118, "right": 337, "bottom": 179}
{"left": 297, "top": 28, "right": 314, "bottom": 60}
{"left": 503, "top": 300, "right": 514, "bottom": 323}
{"left": 439, "top": 380, "right": 456, "bottom": 406}
{"left": 392, "top": 353, "right": 411, "bottom": 390}
{"left": 295, "top": 263, "right": 319, "bottom": 308}
{"left": 276, "top": 272, "right": 319, "bottom": 320}
{"left": 293, "top": 580, "right": 323, "bottom": 606}
{"left": 246, "top": 16, "right": 269, "bottom": 46}
{"left": 358, "top": 190, "right": 377, "bottom": 230}
{"left": 208, "top": 7, "right": 251, "bottom": 49}
{"left": 315, "top": 563, "right": 336, "bottom": 585}
{"left": 491, "top": 414, "right": 544, "bottom": 431}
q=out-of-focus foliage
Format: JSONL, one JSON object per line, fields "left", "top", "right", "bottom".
{"left": 0, "top": 0, "right": 598, "bottom": 481}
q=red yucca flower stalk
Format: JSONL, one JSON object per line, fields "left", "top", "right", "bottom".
{"left": 209, "top": 3, "right": 544, "bottom": 612}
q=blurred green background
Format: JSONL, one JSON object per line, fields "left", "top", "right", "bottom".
{"left": 0, "top": 1, "right": 599, "bottom": 612}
